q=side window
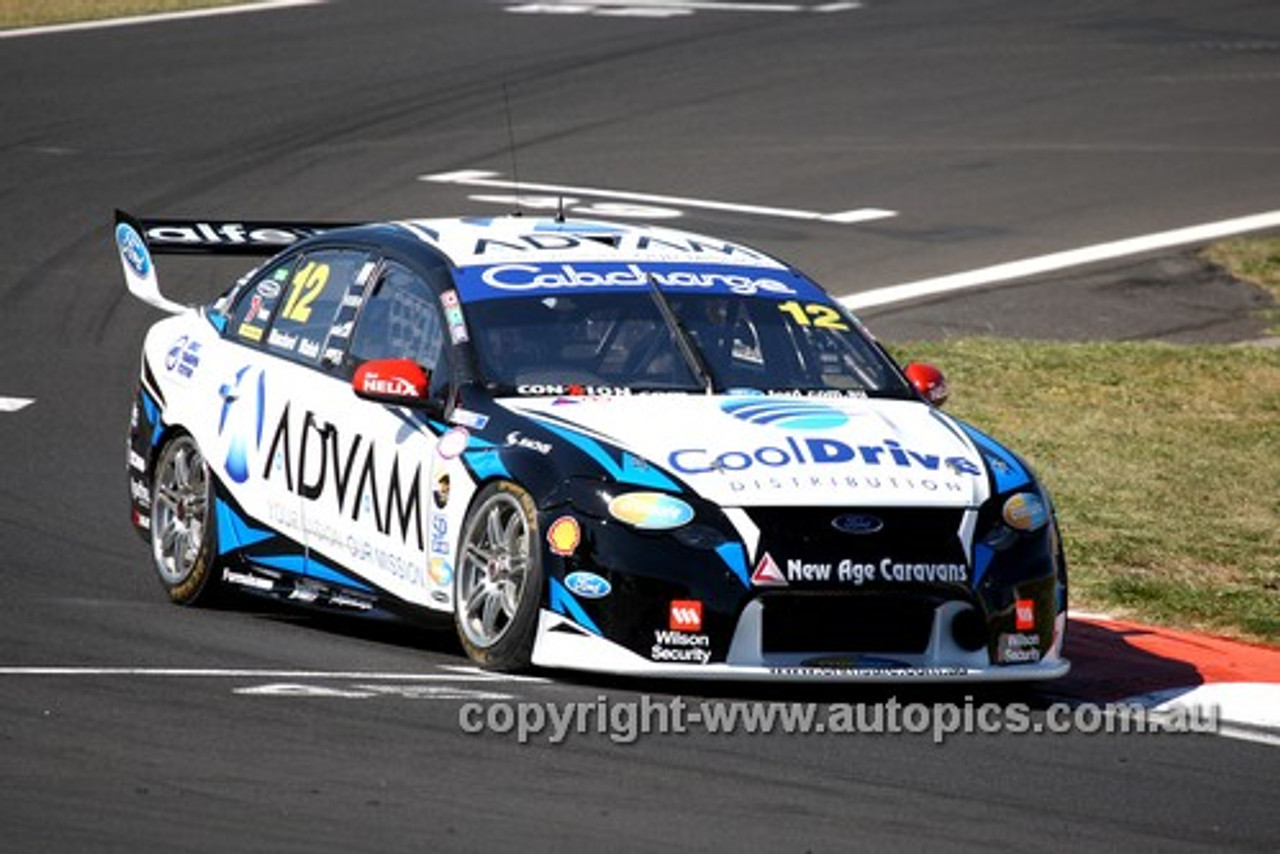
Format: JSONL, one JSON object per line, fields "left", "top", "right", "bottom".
{"left": 266, "top": 249, "right": 377, "bottom": 367}
{"left": 350, "top": 261, "right": 448, "bottom": 392}
{"left": 229, "top": 260, "right": 293, "bottom": 344}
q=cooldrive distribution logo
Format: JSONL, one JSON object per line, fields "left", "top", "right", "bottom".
{"left": 721, "top": 398, "right": 849, "bottom": 431}
{"left": 669, "top": 396, "right": 982, "bottom": 481}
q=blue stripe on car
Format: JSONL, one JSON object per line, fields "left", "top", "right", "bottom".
{"left": 549, "top": 577, "right": 602, "bottom": 636}
{"left": 305, "top": 557, "right": 374, "bottom": 592}
{"left": 462, "top": 435, "right": 511, "bottom": 480}
{"left": 215, "top": 499, "right": 274, "bottom": 555}
{"left": 716, "top": 541, "right": 750, "bottom": 587}
{"left": 531, "top": 419, "right": 679, "bottom": 491}
{"left": 971, "top": 542, "right": 995, "bottom": 588}
{"left": 957, "top": 423, "right": 1031, "bottom": 494}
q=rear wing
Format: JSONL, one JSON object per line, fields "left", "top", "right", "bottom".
{"left": 113, "top": 209, "right": 360, "bottom": 313}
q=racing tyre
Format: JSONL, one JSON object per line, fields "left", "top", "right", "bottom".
{"left": 150, "top": 433, "right": 220, "bottom": 605}
{"left": 455, "top": 481, "right": 543, "bottom": 670}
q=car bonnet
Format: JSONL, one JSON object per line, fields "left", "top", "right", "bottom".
{"left": 496, "top": 394, "right": 989, "bottom": 508}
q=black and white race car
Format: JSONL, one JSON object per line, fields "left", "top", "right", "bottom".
{"left": 118, "top": 211, "right": 1068, "bottom": 681}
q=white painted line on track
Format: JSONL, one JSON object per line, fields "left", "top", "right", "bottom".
{"left": 234, "top": 683, "right": 518, "bottom": 699}
{"left": 842, "top": 210, "right": 1280, "bottom": 311}
{"left": 0, "top": 666, "right": 545, "bottom": 682}
{"left": 1132, "top": 683, "right": 1280, "bottom": 748}
{"left": 503, "top": 0, "right": 859, "bottom": 15}
{"left": 421, "top": 170, "right": 896, "bottom": 225}
{"left": 0, "top": 397, "right": 34, "bottom": 413}
{"left": 0, "top": 0, "right": 325, "bottom": 39}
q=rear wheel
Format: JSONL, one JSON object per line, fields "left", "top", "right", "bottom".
{"left": 150, "top": 433, "right": 219, "bottom": 605}
{"left": 454, "top": 482, "right": 543, "bottom": 670}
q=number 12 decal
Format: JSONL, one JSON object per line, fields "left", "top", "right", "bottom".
{"left": 777, "top": 300, "right": 849, "bottom": 331}
{"left": 281, "top": 260, "right": 330, "bottom": 323}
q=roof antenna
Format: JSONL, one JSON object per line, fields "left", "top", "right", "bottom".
{"left": 502, "top": 82, "right": 523, "bottom": 217}
{"left": 556, "top": 195, "right": 566, "bottom": 223}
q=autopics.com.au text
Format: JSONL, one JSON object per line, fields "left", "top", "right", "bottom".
{"left": 458, "top": 694, "right": 1218, "bottom": 745}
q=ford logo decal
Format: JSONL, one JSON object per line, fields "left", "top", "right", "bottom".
{"left": 116, "top": 223, "right": 151, "bottom": 278}
{"left": 564, "top": 571, "right": 612, "bottom": 599}
{"left": 831, "top": 513, "right": 884, "bottom": 535}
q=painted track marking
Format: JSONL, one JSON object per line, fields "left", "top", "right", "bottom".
{"left": 421, "top": 170, "right": 896, "bottom": 224}
{"left": 0, "top": 0, "right": 325, "bottom": 39}
{"left": 843, "top": 210, "right": 1280, "bottom": 310}
{"left": 502, "top": 0, "right": 861, "bottom": 16}
{"left": 0, "top": 666, "right": 544, "bottom": 682}
{"left": 0, "top": 397, "right": 34, "bottom": 413}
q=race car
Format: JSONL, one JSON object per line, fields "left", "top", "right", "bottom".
{"left": 117, "top": 210, "right": 1068, "bottom": 681}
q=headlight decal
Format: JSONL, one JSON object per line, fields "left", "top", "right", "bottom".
{"left": 1002, "top": 492, "right": 1049, "bottom": 532}
{"left": 607, "top": 492, "right": 694, "bottom": 530}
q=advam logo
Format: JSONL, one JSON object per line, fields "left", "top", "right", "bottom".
{"left": 217, "top": 365, "right": 266, "bottom": 484}
{"left": 721, "top": 398, "right": 848, "bottom": 431}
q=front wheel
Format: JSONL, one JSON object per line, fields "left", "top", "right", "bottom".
{"left": 150, "top": 433, "right": 220, "bottom": 605}
{"left": 454, "top": 481, "right": 543, "bottom": 671}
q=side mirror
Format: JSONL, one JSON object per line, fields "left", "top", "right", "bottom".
{"left": 353, "top": 359, "right": 438, "bottom": 412}
{"left": 904, "top": 362, "right": 949, "bottom": 407}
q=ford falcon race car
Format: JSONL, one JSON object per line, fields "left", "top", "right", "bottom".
{"left": 118, "top": 210, "right": 1068, "bottom": 681}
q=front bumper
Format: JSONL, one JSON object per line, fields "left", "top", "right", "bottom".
{"left": 531, "top": 608, "right": 1070, "bottom": 683}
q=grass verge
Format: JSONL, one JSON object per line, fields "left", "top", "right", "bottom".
{"left": 893, "top": 337, "right": 1279, "bottom": 644}
{"left": 0, "top": 0, "right": 241, "bottom": 28}
{"left": 1202, "top": 235, "right": 1280, "bottom": 334}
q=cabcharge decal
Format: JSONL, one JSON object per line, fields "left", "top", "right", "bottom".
{"left": 455, "top": 262, "right": 823, "bottom": 302}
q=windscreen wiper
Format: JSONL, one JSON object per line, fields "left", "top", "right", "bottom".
{"left": 645, "top": 275, "right": 715, "bottom": 394}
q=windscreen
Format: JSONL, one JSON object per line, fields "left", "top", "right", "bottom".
{"left": 463, "top": 291, "right": 912, "bottom": 398}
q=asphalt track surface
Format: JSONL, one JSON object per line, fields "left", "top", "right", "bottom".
{"left": 2, "top": 1, "right": 1279, "bottom": 851}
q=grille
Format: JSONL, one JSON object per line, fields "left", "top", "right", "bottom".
{"left": 746, "top": 506, "right": 966, "bottom": 561}
{"left": 761, "top": 593, "right": 936, "bottom": 654}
